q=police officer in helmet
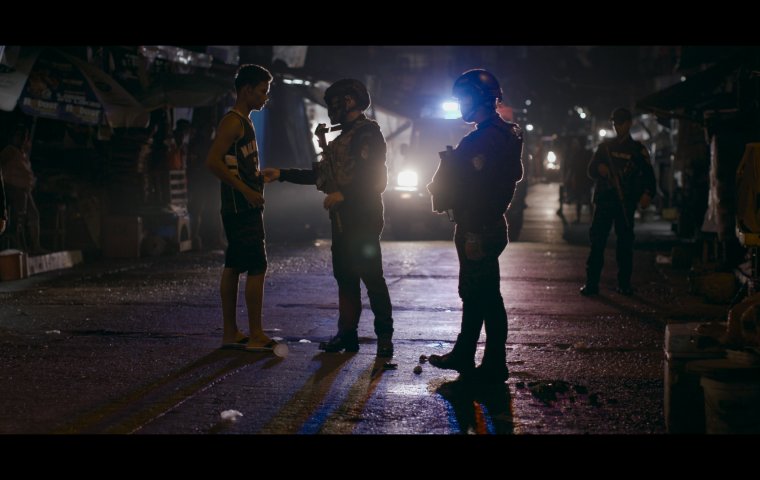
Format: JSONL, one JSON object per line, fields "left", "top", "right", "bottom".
{"left": 427, "top": 69, "right": 524, "bottom": 383}
{"left": 262, "top": 79, "right": 395, "bottom": 358}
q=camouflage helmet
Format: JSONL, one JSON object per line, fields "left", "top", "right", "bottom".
{"left": 452, "top": 69, "right": 503, "bottom": 105}
{"left": 324, "top": 79, "right": 371, "bottom": 111}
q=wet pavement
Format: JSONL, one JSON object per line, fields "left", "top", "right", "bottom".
{"left": 0, "top": 182, "right": 727, "bottom": 434}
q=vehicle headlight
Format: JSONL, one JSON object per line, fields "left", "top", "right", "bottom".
{"left": 397, "top": 170, "right": 419, "bottom": 188}
{"left": 545, "top": 151, "right": 560, "bottom": 170}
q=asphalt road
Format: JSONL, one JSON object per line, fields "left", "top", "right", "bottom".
{"left": 0, "top": 183, "right": 723, "bottom": 434}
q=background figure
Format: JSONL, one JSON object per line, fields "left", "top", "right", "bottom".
{"left": 0, "top": 124, "right": 45, "bottom": 254}
{"left": 427, "top": 69, "right": 524, "bottom": 383}
{"left": 205, "top": 64, "right": 278, "bottom": 352}
{"left": 262, "top": 79, "right": 395, "bottom": 358}
{"left": 563, "top": 136, "right": 593, "bottom": 223}
{"left": 580, "top": 108, "right": 656, "bottom": 296}
{"left": 170, "top": 118, "right": 192, "bottom": 171}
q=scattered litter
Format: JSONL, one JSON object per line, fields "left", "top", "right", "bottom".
{"left": 272, "top": 336, "right": 284, "bottom": 341}
{"left": 220, "top": 410, "right": 243, "bottom": 422}
{"left": 45, "top": 330, "right": 61, "bottom": 335}
{"left": 413, "top": 365, "right": 422, "bottom": 374}
{"left": 573, "top": 342, "right": 588, "bottom": 350}
{"left": 419, "top": 354, "right": 428, "bottom": 363}
{"left": 299, "top": 339, "right": 312, "bottom": 343}
{"left": 528, "top": 380, "right": 575, "bottom": 405}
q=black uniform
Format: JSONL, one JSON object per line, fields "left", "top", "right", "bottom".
{"left": 279, "top": 114, "right": 393, "bottom": 342}
{"left": 585, "top": 135, "right": 656, "bottom": 290}
{"left": 448, "top": 113, "right": 523, "bottom": 373}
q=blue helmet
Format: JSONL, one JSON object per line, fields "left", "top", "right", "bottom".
{"left": 453, "top": 69, "right": 502, "bottom": 104}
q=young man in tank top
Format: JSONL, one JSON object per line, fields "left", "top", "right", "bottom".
{"left": 205, "top": 64, "right": 279, "bottom": 351}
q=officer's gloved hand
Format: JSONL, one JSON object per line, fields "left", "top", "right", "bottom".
{"left": 465, "top": 233, "right": 485, "bottom": 261}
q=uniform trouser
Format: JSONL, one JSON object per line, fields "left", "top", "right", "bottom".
{"left": 586, "top": 199, "right": 636, "bottom": 288}
{"left": 331, "top": 223, "right": 393, "bottom": 339}
{"left": 452, "top": 222, "right": 509, "bottom": 367}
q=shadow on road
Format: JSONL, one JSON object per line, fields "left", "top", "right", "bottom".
{"left": 55, "top": 348, "right": 280, "bottom": 434}
{"left": 435, "top": 377, "right": 515, "bottom": 434}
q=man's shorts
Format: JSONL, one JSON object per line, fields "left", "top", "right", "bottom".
{"left": 221, "top": 208, "right": 267, "bottom": 274}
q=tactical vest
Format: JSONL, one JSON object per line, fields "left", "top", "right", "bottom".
{"left": 324, "top": 117, "right": 378, "bottom": 188}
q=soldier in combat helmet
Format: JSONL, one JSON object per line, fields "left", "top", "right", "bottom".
{"left": 262, "top": 79, "right": 395, "bottom": 358}
{"left": 580, "top": 107, "right": 656, "bottom": 297}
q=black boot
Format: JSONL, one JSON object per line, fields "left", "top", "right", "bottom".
{"left": 428, "top": 351, "right": 475, "bottom": 375}
{"left": 580, "top": 284, "right": 598, "bottom": 296}
{"left": 376, "top": 334, "right": 393, "bottom": 358}
{"left": 319, "top": 332, "right": 359, "bottom": 353}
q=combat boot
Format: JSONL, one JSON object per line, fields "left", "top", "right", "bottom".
{"left": 376, "top": 334, "right": 393, "bottom": 358}
{"left": 428, "top": 351, "right": 475, "bottom": 375}
{"left": 580, "top": 284, "right": 599, "bottom": 296}
{"left": 319, "top": 332, "right": 359, "bottom": 353}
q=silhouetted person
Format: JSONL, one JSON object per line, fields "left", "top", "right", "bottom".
{"left": 426, "top": 69, "right": 524, "bottom": 383}
{"left": 564, "top": 136, "right": 593, "bottom": 223}
{"left": 262, "top": 79, "right": 395, "bottom": 358}
{"left": 580, "top": 108, "right": 656, "bottom": 296}
{"left": 205, "top": 64, "right": 280, "bottom": 352}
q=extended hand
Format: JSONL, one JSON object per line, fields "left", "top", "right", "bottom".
{"left": 597, "top": 164, "right": 609, "bottom": 177}
{"left": 323, "top": 191, "right": 344, "bottom": 210}
{"left": 639, "top": 192, "right": 651, "bottom": 209}
{"left": 244, "top": 190, "right": 265, "bottom": 207}
{"left": 261, "top": 168, "right": 280, "bottom": 183}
